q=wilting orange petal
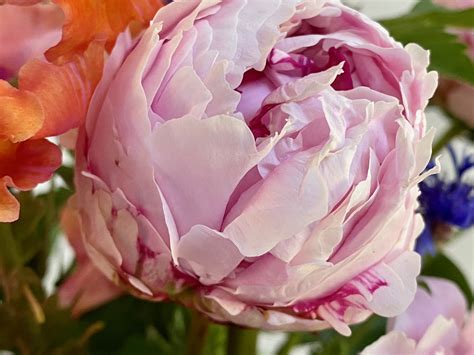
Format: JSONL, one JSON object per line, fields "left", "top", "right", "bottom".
{"left": 46, "top": 0, "right": 164, "bottom": 62}
{"left": 0, "top": 138, "right": 62, "bottom": 222}
{"left": 18, "top": 41, "right": 104, "bottom": 138}
{"left": 0, "top": 81, "right": 43, "bottom": 142}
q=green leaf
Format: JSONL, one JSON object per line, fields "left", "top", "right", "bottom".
{"left": 118, "top": 334, "right": 172, "bottom": 355}
{"left": 271, "top": 316, "right": 387, "bottom": 355}
{"left": 313, "top": 316, "right": 387, "bottom": 355}
{"left": 203, "top": 324, "right": 228, "bottom": 355}
{"left": 6, "top": 188, "right": 72, "bottom": 277}
{"left": 410, "top": 0, "right": 439, "bottom": 15}
{"left": 422, "top": 253, "right": 473, "bottom": 305}
{"left": 81, "top": 296, "right": 190, "bottom": 355}
{"left": 12, "top": 192, "right": 47, "bottom": 239}
{"left": 0, "top": 223, "right": 20, "bottom": 271}
{"left": 56, "top": 165, "right": 75, "bottom": 189}
{"left": 381, "top": 4, "right": 474, "bottom": 85}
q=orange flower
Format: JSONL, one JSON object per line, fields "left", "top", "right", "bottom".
{"left": 0, "top": 0, "right": 164, "bottom": 222}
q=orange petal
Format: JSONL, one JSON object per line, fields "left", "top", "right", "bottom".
{"left": 20, "top": 41, "right": 104, "bottom": 138}
{"left": 46, "top": 0, "right": 164, "bottom": 62}
{"left": 0, "top": 81, "right": 44, "bottom": 142}
{"left": 0, "top": 138, "right": 62, "bottom": 222}
{"left": 0, "top": 178, "right": 19, "bottom": 222}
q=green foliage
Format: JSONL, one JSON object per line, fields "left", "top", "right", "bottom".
{"left": 56, "top": 165, "right": 75, "bottom": 190}
{"left": 80, "top": 297, "right": 191, "bottom": 355}
{"left": 312, "top": 316, "right": 386, "bottom": 355}
{"left": 0, "top": 184, "right": 84, "bottom": 354}
{"left": 382, "top": 0, "right": 474, "bottom": 85}
{"left": 422, "top": 252, "right": 474, "bottom": 305}
{"left": 203, "top": 323, "right": 228, "bottom": 355}
{"left": 272, "top": 316, "right": 387, "bottom": 355}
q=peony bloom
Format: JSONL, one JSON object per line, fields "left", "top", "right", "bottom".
{"left": 0, "top": 0, "right": 163, "bottom": 222}
{"left": 58, "top": 197, "right": 121, "bottom": 317}
{"left": 362, "top": 277, "right": 474, "bottom": 354}
{"left": 75, "top": 0, "right": 438, "bottom": 334}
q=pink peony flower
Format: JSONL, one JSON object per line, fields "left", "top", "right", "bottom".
{"left": 74, "top": 0, "right": 438, "bottom": 334}
{"left": 0, "top": 2, "right": 64, "bottom": 80}
{"left": 362, "top": 277, "right": 474, "bottom": 354}
{"left": 58, "top": 197, "right": 122, "bottom": 316}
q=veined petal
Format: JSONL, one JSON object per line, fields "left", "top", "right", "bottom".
{"left": 151, "top": 114, "right": 274, "bottom": 236}
{"left": 26, "top": 42, "right": 104, "bottom": 138}
{"left": 0, "top": 81, "right": 43, "bottom": 142}
{"left": 45, "top": 0, "right": 164, "bottom": 62}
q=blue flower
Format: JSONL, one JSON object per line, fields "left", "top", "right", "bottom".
{"left": 416, "top": 146, "right": 474, "bottom": 254}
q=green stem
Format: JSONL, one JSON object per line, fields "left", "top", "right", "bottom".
{"left": 185, "top": 310, "right": 210, "bottom": 355}
{"left": 226, "top": 326, "right": 258, "bottom": 355}
{"left": 277, "top": 333, "right": 302, "bottom": 355}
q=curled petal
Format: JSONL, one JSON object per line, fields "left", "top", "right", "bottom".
{"left": 0, "top": 81, "right": 43, "bottom": 142}
{"left": 46, "top": 0, "right": 164, "bottom": 62}
{"left": 23, "top": 42, "right": 105, "bottom": 138}
{"left": 0, "top": 139, "right": 61, "bottom": 222}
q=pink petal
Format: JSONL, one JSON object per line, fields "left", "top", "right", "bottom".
{"left": 151, "top": 114, "right": 272, "bottom": 235}
{"left": 175, "top": 225, "right": 243, "bottom": 284}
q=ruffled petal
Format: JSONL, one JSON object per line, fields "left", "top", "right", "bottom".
{"left": 389, "top": 277, "right": 468, "bottom": 341}
{"left": 223, "top": 149, "right": 329, "bottom": 257}
{"left": 45, "top": 0, "right": 164, "bottom": 62}
{"left": 175, "top": 225, "right": 244, "bottom": 285}
{"left": 26, "top": 42, "right": 104, "bottom": 138}
{"left": 361, "top": 332, "right": 417, "bottom": 355}
{"left": 151, "top": 114, "right": 277, "bottom": 236}
{"left": 0, "top": 81, "right": 43, "bottom": 142}
{"left": 0, "top": 139, "right": 61, "bottom": 222}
